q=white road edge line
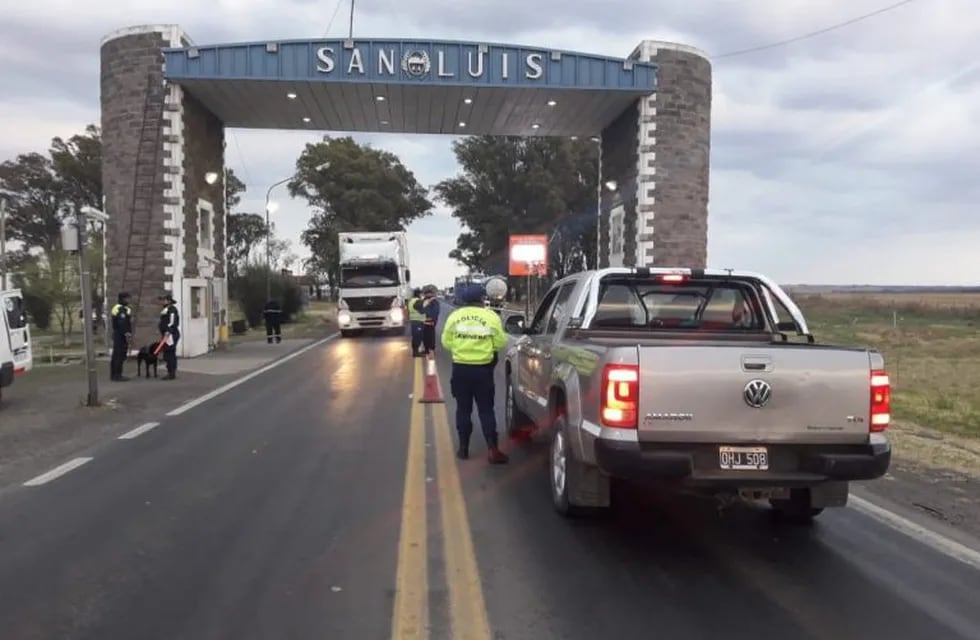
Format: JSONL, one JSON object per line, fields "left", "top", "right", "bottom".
{"left": 118, "top": 422, "right": 161, "bottom": 440}
{"left": 850, "top": 494, "right": 980, "bottom": 572}
{"left": 23, "top": 457, "right": 94, "bottom": 487}
{"left": 166, "top": 334, "right": 338, "bottom": 417}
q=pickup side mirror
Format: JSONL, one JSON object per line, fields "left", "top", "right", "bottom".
{"left": 504, "top": 314, "right": 526, "bottom": 335}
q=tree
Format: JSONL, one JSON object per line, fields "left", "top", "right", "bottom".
{"left": 434, "top": 136, "right": 598, "bottom": 282}
{"left": 0, "top": 124, "right": 103, "bottom": 341}
{"left": 0, "top": 152, "right": 66, "bottom": 256}
{"left": 289, "top": 136, "right": 432, "bottom": 293}
{"left": 268, "top": 236, "right": 296, "bottom": 272}
{"left": 49, "top": 124, "right": 103, "bottom": 211}
{"left": 226, "top": 212, "right": 269, "bottom": 277}
{"left": 225, "top": 168, "right": 246, "bottom": 211}
{"left": 301, "top": 210, "right": 338, "bottom": 295}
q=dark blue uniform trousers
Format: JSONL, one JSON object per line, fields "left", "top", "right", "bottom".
{"left": 410, "top": 322, "right": 423, "bottom": 355}
{"left": 450, "top": 363, "right": 498, "bottom": 448}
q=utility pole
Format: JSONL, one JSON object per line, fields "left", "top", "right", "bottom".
{"left": 1, "top": 197, "right": 7, "bottom": 290}
{"left": 69, "top": 205, "right": 109, "bottom": 407}
{"left": 77, "top": 207, "right": 98, "bottom": 406}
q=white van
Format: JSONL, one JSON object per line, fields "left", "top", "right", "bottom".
{"left": 1, "top": 289, "right": 33, "bottom": 402}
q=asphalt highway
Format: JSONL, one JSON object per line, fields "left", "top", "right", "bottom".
{"left": 1, "top": 318, "right": 979, "bottom": 640}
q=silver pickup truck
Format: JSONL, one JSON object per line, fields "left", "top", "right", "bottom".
{"left": 501, "top": 267, "right": 892, "bottom": 522}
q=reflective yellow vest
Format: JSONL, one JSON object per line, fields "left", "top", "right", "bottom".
{"left": 440, "top": 305, "right": 507, "bottom": 365}
{"left": 407, "top": 297, "right": 425, "bottom": 322}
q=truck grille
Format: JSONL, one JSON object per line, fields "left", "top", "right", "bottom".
{"left": 344, "top": 296, "right": 395, "bottom": 312}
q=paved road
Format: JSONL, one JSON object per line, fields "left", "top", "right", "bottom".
{"left": 1, "top": 324, "right": 979, "bottom": 640}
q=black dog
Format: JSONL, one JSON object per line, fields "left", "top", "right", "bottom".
{"left": 136, "top": 344, "right": 160, "bottom": 378}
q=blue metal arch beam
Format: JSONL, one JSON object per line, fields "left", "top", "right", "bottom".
{"left": 162, "top": 38, "right": 658, "bottom": 136}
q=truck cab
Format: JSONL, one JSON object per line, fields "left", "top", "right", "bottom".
{"left": 1, "top": 289, "right": 33, "bottom": 402}
{"left": 336, "top": 232, "right": 411, "bottom": 337}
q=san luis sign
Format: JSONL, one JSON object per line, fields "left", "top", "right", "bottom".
{"left": 314, "top": 42, "right": 549, "bottom": 82}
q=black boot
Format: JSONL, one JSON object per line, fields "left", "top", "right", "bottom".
{"left": 456, "top": 435, "right": 470, "bottom": 460}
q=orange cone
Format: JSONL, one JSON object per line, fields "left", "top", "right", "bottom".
{"left": 419, "top": 353, "right": 445, "bottom": 403}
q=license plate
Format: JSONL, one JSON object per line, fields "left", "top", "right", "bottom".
{"left": 719, "top": 446, "right": 769, "bottom": 470}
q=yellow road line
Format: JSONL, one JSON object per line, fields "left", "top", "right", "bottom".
{"left": 390, "top": 359, "right": 429, "bottom": 640}
{"left": 432, "top": 401, "right": 492, "bottom": 640}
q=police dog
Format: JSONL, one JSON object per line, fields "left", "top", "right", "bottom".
{"left": 136, "top": 344, "right": 160, "bottom": 378}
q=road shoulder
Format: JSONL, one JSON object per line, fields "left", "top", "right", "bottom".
{"left": 0, "top": 338, "right": 321, "bottom": 487}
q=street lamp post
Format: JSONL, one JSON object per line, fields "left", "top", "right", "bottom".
{"left": 264, "top": 178, "right": 289, "bottom": 301}
{"left": 264, "top": 162, "right": 330, "bottom": 301}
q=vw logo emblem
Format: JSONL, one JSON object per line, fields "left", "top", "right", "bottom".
{"left": 743, "top": 379, "right": 772, "bottom": 408}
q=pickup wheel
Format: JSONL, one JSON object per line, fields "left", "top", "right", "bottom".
{"left": 549, "top": 415, "right": 610, "bottom": 517}
{"left": 504, "top": 373, "right": 533, "bottom": 438}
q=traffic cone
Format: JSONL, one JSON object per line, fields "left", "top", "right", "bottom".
{"left": 419, "top": 352, "right": 445, "bottom": 403}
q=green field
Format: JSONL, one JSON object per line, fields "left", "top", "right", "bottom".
{"left": 796, "top": 293, "right": 980, "bottom": 439}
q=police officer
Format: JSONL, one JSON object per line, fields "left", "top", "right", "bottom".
{"left": 417, "top": 284, "right": 441, "bottom": 356}
{"left": 109, "top": 291, "right": 133, "bottom": 381}
{"left": 440, "top": 283, "right": 509, "bottom": 464}
{"left": 407, "top": 287, "right": 424, "bottom": 357}
{"left": 158, "top": 293, "right": 180, "bottom": 380}
{"left": 263, "top": 298, "right": 282, "bottom": 344}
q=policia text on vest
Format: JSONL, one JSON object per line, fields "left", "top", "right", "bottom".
{"left": 440, "top": 304, "right": 509, "bottom": 464}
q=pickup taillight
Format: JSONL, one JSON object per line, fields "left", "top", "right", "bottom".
{"left": 870, "top": 369, "right": 891, "bottom": 432}
{"left": 600, "top": 364, "right": 639, "bottom": 429}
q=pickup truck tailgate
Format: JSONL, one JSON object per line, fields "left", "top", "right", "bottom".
{"left": 636, "top": 345, "right": 872, "bottom": 445}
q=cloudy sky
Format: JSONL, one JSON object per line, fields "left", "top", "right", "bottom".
{"left": 2, "top": 0, "right": 978, "bottom": 286}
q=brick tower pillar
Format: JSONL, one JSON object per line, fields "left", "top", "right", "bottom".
{"left": 599, "top": 40, "right": 712, "bottom": 268}
{"left": 101, "top": 25, "right": 228, "bottom": 357}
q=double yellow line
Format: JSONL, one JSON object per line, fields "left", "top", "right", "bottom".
{"left": 391, "top": 359, "right": 491, "bottom": 640}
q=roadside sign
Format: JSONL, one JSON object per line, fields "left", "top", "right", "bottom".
{"left": 508, "top": 235, "right": 548, "bottom": 276}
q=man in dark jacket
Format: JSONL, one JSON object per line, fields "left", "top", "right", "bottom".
{"left": 415, "top": 284, "right": 441, "bottom": 356}
{"left": 263, "top": 299, "right": 283, "bottom": 344}
{"left": 158, "top": 293, "right": 180, "bottom": 380}
{"left": 109, "top": 291, "right": 133, "bottom": 381}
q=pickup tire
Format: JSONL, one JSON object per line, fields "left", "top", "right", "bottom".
{"left": 340, "top": 329, "right": 356, "bottom": 338}
{"left": 549, "top": 414, "right": 611, "bottom": 517}
{"left": 504, "top": 373, "right": 533, "bottom": 438}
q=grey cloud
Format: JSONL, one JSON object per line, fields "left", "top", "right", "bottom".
{"left": 2, "top": 0, "right": 978, "bottom": 283}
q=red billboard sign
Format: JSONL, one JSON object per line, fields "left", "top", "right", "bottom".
{"left": 508, "top": 234, "right": 548, "bottom": 276}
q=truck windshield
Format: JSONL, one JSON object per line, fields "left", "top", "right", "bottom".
{"left": 591, "top": 278, "right": 766, "bottom": 331}
{"left": 341, "top": 264, "right": 399, "bottom": 288}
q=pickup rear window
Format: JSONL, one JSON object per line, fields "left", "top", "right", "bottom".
{"left": 592, "top": 278, "right": 767, "bottom": 331}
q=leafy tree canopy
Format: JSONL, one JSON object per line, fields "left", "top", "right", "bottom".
{"left": 434, "top": 135, "right": 598, "bottom": 278}
{"left": 0, "top": 124, "right": 102, "bottom": 256}
{"left": 225, "top": 168, "right": 246, "bottom": 211}
{"left": 288, "top": 136, "right": 432, "bottom": 291}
